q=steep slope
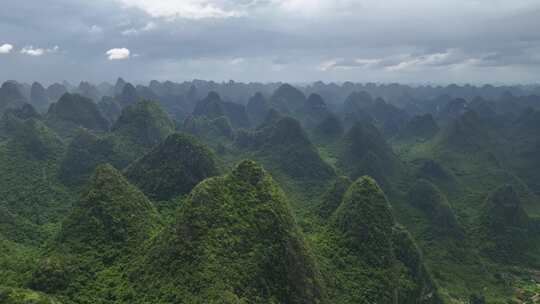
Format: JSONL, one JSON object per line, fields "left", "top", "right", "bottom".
{"left": 55, "top": 164, "right": 161, "bottom": 256}
{"left": 46, "top": 93, "right": 109, "bottom": 136}
{"left": 115, "top": 83, "right": 140, "bottom": 108}
{"left": 45, "top": 83, "right": 67, "bottom": 103}
{"left": 58, "top": 128, "right": 116, "bottom": 186}
{"left": 193, "top": 92, "right": 250, "bottom": 128}
{"left": 0, "top": 81, "right": 26, "bottom": 114}
{"left": 407, "top": 180, "right": 463, "bottom": 237}
{"left": 313, "top": 176, "right": 442, "bottom": 304}
{"left": 269, "top": 83, "right": 307, "bottom": 114}
{"left": 0, "top": 114, "right": 71, "bottom": 230}
{"left": 317, "top": 176, "right": 351, "bottom": 219}
{"left": 30, "top": 165, "right": 161, "bottom": 298}
{"left": 236, "top": 116, "right": 335, "bottom": 181}
{"left": 111, "top": 101, "right": 174, "bottom": 152}
{"left": 125, "top": 133, "right": 218, "bottom": 200}
{"left": 30, "top": 82, "right": 49, "bottom": 112}
{"left": 338, "top": 121, "right": 400, "bottom": 188}
{"left": 132, "top": 160, "right": 323, "bottom": 303}
{"left": 481, "top": 185, "right": 530, "bottom": 262}
{"left": 246, "top": 92, "right": 269, "bottom": 126}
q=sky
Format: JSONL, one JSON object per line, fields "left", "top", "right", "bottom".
{"left": 0, "top": 0, "right": 539, "bottom": 85}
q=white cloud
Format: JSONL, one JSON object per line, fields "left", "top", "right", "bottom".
{"left": 121, "top": 22, "right": 157, "bottom": 36}
{"left": 116, "top": 0, "right": 245, "bottom": 20}
{"left": 20, "top": 45, "right": 59, "bottom": 56}
{"left": 106, "top": 48, "right": 131, "bottom": 60}
{"left": 0, "top": 43, "right": 14, "bottom": 54}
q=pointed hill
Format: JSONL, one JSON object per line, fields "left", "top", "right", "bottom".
{"left": 313, "top": 112, "right": 344, "bottom": 140}
{"left": 115, "top": 82, "right": 140, "bottom": 108}
{"left": 55, "top": 164, "right": 161, "bottom": 257}
{"left": 368, "top": 98, "right": 409, "bottom": 137}
{"left": 269, "top": 83, "right": 306, "bottom": 114}
{"left": 437, "top": 98, "right": 468, "bottom": 120}
{"left": 325, "top": 176, "right": 442, "bottom": 303}
{"left": 133, "top": 160, "right": 323, "bottom": 303}
{"left": 343, "top": 91, "right": 375, "bottom": 112}
{"left": 30, "top": 164, "right": 161, "bottom": 297}
{"left": 0, "top": 81, "right": 26, "bottom": 114}
{"left": 113, "top": 77, "right": 127, "bottom": 96}
{"left": 125, "top": 133, "right": 218, "bottom": 201}
{"left": 246, "top": 92, "right": 269, "bottom": 126}
{"left": 45, "top": 83, "right": 67, "bottom": 102}
{"left": 337, "top": 121, "right": 400, "bottom": 186}
{"left": 0, "top": 115, "right": 71, "bottom": 231}
{"left": 76, "top": 81, "right": 102, "bottom": 102}
{"left": 332, "top": 176, "right": 395, "bottom": 267}
{"left": 317, "top": 176, "right": 351, "bottom": 219}
{"left": 2, "top": 103, "right": 40, "bottom": 121}
{"left": 407, "top": 180, "right": 462, "bottom": 237}
{"left": 193, "top": 92, "right": 250, "bottom": 128}
{"left": 2, "top": 114, "right": 63, "bottom": 160}
{"left": 399, "top": 114, "right": 439, "bottom": 140}
{"left": 391, "top": 225, "right": 443, "bottom": 304}
{"left": 182, "top": 115, "right": 235, "bottom": 146}
{"left": 236, "top": 116, "right": 335, "bottom": 181}
{"left": 111, "top": 100, "right": 174, "bottom": 149}
{"left": 58, "top": 128, "right": 116, "bottom": 186}
{"left": 481, "top": 185, "right": 531, "bottom": 262}
{"left": 59, "top": 101, "right": 175, "bottom": 183}
{"left": 30, "top": 82, "right": 49, "bottom": 112}
{"left": 46, "top": 93, "right": 109, "bottom": 136}
{"left": 97, "top": 96, "right": 122, "bottom": 124}
{"left": 435, "top": 109, "right": 492, "bottom": 151}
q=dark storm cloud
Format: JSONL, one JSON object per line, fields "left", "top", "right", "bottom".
{"left": 0, "top": 0, "right": 539, "bottom": 84}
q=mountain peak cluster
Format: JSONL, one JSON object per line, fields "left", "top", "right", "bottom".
{"left": 2, "top": 78, "right": 540, "bottom": 303}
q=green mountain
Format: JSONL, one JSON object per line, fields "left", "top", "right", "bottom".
{"left": 338, "top": 121, "right": 400, "bottom": 188}
{"left": 236, "top": 116, "right": 335, "bottom": 181}
{"left": 270, "top": 84, "right": 306, "bottom": 114}
{"left": 400, "top": 114, "right": 439, "bottom": 140}
{"left": 58, "top": 128, "right": 115, "bottom": 186}
{"left": 125, "top": 133, "right": 218, "bottom": 200}
{"left": 30, "top": 82, "right": 50, "bottom": 112}
{"left": 54, "top": 164, "right": 161, "bottom": 257}
{"left": 481, "top": 185, "right": 531, "bottom": 262}
{"left": 318, "top": 176, "right": 351, "bottom": 219}
{"left": 111, "top": 100, "right": 174, "bottom": 149}
{"left": 0, "top": 82, "right": 26, "bottom": 114}
{"left": 246, "top": 92, "right": 269, "bottom": 126}
{"left": 407, "top": 180, "right": 463, "bottom": 237}
{"left": 193, "top": 92, "right": 250, "bottom": 128}
{"left": 46, "top": 93, "right": 109, "bottom": 136}
{"left": 313, "top": 176, "right": 442, "bottom": 303}
{"left": 30, "top": 164, "right": 161, "bottom": 298}
{"left": 131, "top": 160, "right": 323, "bottom": 303}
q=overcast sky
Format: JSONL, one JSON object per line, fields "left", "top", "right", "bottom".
{"left": 1, "top": 0, "right": 539, "bottom": 85}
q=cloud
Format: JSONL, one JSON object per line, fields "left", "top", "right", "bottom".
{"left": 0, "top": 43, "right": 14, "bottom": 54}
{"left": 106, "top": 48, "right": 130, "bottom": 60}
{"left": 121, "top": 21, "right": 157, "bottom": 36}
{"left": 89, "top": 25, "right": 103, "bottom": 34}
{"left": 20, "top": 45, "right": 59, "bottom": 56}
{"left": 1, "top": 0, "right": 540, "bottom": 83}
{"left": 116, "top": 0, "right": 245, "bottom": 20}
{"left": 319, "top": 49, "right": 510, "bottom": 72}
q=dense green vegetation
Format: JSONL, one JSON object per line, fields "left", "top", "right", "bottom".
{"left": 2, "top": 79, "right": 540, "bottom": 303}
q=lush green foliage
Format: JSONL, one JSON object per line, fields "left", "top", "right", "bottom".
{"left": 125, "top": 133, "right": 218, "bottom": 200}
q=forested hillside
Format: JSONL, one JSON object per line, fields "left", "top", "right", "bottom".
{"left": 2, "top": 79, "right": 540, "bottom": 303}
